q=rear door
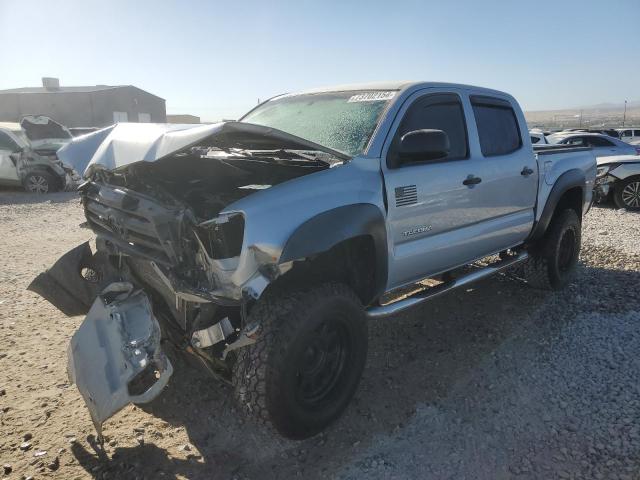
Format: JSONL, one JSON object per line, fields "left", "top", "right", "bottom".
{"left": 0, "top": 130, "right": 21, "bottom": 185}
{"left": 382, "top": 89, "right": 537, "bottom": 289}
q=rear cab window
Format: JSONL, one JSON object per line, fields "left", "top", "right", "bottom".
{"left": 470, "top": 96, "right": 522, "bottom": 156}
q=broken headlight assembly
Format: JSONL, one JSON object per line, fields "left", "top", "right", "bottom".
{"left": 596, "top": 163, "right": 620, "bottom": 183}
{"left": 196, "top": 213, "right": 245, "bottom": 259}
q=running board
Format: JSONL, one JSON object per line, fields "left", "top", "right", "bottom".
{"left": 366, "top": 251, "right": 529, "bottom": 319}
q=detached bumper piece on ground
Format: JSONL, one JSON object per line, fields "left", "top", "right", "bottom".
{"left": 67, "top": 283, "right": 173, "bottom": 439}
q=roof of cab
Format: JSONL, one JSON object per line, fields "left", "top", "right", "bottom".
{"left": 292, "top": 81, "right": 511, "bottom": 98}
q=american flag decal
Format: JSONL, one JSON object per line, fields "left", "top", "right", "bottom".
{"left": 395, "top": 185, "right": 417, "bottom": 207}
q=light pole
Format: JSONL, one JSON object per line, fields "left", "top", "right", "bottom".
{"left": 623, "top": 100, "right": 627, "bottom": 127}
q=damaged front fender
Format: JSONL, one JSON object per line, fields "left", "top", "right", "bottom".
{"left": 67, "top": 283, "right": 173, "bottom": 437}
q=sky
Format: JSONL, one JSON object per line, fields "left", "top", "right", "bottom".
{"left": 1, "top": 0, "right": 638, "bottom": 122}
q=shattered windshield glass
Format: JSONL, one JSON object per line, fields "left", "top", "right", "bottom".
{"left": 241, "top": 91, "right": 396, "bottom": 156}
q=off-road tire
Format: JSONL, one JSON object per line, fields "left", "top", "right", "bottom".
{"left": 613, "top": 176, "right": 640, "bottom": 211}
{"left": 23, "top": 171, "right": 60, "bottom": 194}
{"left": 524, "top": 209, "right": 581, "bottom": 290}
{"left": 232, "top": 282, "right": 368, "bottom": 439}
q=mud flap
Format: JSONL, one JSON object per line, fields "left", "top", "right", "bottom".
{"left": 67, "top": 283, "right": 173, "bottom": 438}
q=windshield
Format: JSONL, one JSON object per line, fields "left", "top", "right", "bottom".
{"left": 241, "top": 90, "right": 396, "bottom": 156}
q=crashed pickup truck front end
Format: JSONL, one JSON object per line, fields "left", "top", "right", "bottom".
{"left": 28, "top": 121, "right": 346, "bottom": 434}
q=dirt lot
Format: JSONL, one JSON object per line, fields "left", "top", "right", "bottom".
{"left": 1, "top": 190, "right": 639, "bottom": 480}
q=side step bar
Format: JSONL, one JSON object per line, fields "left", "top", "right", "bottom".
{"left": 366, "top": 251, "right": 529, "bottom": 319}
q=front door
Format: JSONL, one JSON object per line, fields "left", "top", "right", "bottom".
{"left": 382, "top": 90, "right": 537, "bottom": 289}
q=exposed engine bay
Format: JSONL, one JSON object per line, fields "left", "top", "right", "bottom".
{"left": 79, "top": 147, "right": 332, "bottom": 363}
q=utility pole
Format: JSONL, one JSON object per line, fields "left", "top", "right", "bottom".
{"left": 623, "top": 100, "right": 627, "bottom": 127}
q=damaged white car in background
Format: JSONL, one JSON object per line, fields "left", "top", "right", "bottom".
{"left": 0, "top": 115, "right": 78, "bottom": 193}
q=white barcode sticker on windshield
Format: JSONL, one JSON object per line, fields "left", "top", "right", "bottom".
{"left": 348, "top": 91, "right": 396, "bottom": 103}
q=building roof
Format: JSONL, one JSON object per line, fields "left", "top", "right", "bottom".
{"left": 0, "top": 84, "right": 165, "bottom": 100}
{"left": 0, "top": 85, "right": 123, "bottom": 94}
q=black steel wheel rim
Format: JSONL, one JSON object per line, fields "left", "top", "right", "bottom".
{"left": 295, "top": 318, "right": 350, "bottom": 408}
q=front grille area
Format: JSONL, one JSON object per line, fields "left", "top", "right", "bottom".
{"left": 83, "top": 183, "right": 185, "bottom": 266}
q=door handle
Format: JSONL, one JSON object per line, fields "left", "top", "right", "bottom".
{"left": 521, "top": 166, "right": 534, "bottom": 176}
{"left": 463, "top": 175, "right": 482, "bottom": 186}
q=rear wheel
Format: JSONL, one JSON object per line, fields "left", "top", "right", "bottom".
{"left": 232, "top": 283, "right": 367, "bottom": 439}
{"left": 23, "top": 171, "right": 59, "bottom": 194}
{"left": 614, "top": 176, "right": 640, "bottom": 211}
{"left": 524, "top": 209, "right": 581, "bottom": 290}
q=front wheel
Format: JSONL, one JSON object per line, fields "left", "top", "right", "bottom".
{"left": 614, "top": 176, "right": 640, "bottom": 211}
{"left": 23, "top": 171, "right": 60, "bottom": 194}
{"left": 524, "top": 209, "right": 581, "bottom": 290}
{"left": 232, "top": 283, "right": 368, "bottom": 439}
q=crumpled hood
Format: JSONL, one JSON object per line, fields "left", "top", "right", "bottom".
{"left": 57, "top": 121, "right": 350, "bottom": 177}
{"left": 596, "top": 154, "right": 640, "bottom": 166}
{"left": 20, "top": 115, "right": 72, "bottom": 151}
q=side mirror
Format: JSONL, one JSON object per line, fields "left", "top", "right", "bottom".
{"left": 398, "top": 129, "right": 450, "bottom": 164}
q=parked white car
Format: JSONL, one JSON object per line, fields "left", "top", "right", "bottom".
{"left": 529, "top": 130, "right": 548, "bottom": 144}
{"left": 617, "top": 128, "right": 640, "bottom": 145}
{"left": 547, "top": 132, "right": 640, "bottom": 158}
{"left": 594, "top": 154, "right": 640, "bottom": 210}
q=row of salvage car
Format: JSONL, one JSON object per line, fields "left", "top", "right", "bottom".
{"left": 529, "top": 128, "right": 640, "bottom": 211}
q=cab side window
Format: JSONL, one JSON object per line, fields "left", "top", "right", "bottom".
{"left": 470, "top": 96, "right": 522, "bottom": 156}
{"left": 392, "top": 93, "right": 469, "bottom": 165}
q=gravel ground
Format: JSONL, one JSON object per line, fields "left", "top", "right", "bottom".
{"left": 0, "top": 190, "right": 639, "bottom": 480}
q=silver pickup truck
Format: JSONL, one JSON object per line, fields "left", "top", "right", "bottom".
{"left": 30, "top": 82, "right": 596, "bottom": 439}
